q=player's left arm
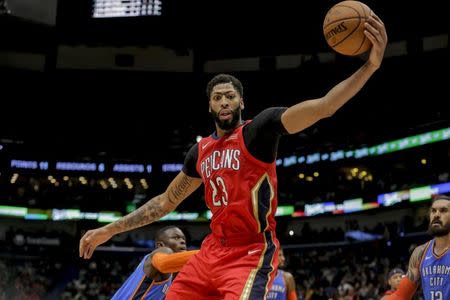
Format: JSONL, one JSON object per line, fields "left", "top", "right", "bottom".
{"left": 283, "top": 271, "right": 298, "bottom": 300}
{"left": 281, "top": 13, "right": 387, "bottom": 134}
{"left": 144, "top": 246, "right": 174, "bottom": 279}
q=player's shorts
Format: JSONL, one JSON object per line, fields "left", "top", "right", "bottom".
{"left": 166, "top": 231, "right": 279, "bottom": 300}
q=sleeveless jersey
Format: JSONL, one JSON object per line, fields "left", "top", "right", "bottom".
{"left": 112, "top": 254, "right": 172, "bottom": 300}
{"left": 196, "top": 122, "right": 278, "bottom": 238}
{"left": 420, "top": 239, "right": 450, "bottom": 300}
{"left": 267, "top": 270, "right": 287, "bottom": 299}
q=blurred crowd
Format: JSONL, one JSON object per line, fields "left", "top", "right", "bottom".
{"left": 0, "top": 218, "right": 431, "bottom": 300}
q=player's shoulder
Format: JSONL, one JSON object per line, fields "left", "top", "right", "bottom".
{"left": 414, "top": 241, "right": 430, "bottom": 254}
{"left": 253, "top": 107, "right": 288, "bottom": 120}
{"left": 197, "top": 135, "right": 216, "bottom": 147}
{"left": 282, "top": 270, "right": 295, "bottom": 281}
{"left": 409, "top": 241, "right": 431, "bottom": 266}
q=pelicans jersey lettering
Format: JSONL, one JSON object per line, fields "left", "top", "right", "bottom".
{"left": 196, "top": 122, "right": 278, "bottom": 238}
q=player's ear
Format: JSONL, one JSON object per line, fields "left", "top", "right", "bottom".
{"left": 240, "top": 98, "right": 245, "bottom": 110}
{"left": 156, "top": 241, "right": 164, "bottom": 248}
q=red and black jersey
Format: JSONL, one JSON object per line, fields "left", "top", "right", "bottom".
{"left": 196, "top": 121, "right": 278, "bottom": 239}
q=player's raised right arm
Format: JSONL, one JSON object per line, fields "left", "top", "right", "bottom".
{"left": 79, "top": 171, "right": 202, "bottom": 259}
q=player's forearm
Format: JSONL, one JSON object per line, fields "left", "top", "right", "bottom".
{"left": 281, "top": 62, "right": 378, "bottom": 134}
{"left": 103, "top": 172, "right": 201, "bottom": 236}
{"left": 323, "top": 62, "right": 378, "bottom": 115}
{"left": 387, "top": 277, "right": 417, "bottom": 300}
{"left": 104, "top": 193, "right": 175, "bottom": 236}
{"left": 152, "top": 250, "right": 200, "bottom": 273}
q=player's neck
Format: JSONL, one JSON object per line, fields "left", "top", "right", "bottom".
{"left": 215, "top": 127, "right": 232, "bottom": 138}
{"left": 214, "top": 120, "right": 243, "bottom": 137}
{"left": 434, "top": 234, "right": 450, "bottom": 252}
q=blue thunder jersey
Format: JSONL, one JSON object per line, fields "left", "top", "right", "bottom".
{"left": 420, "top": 240, "right": 450, "bottom": 300}
{"left": 112, "top": 254, "right": 172, "bottom": 300}
{"left": 267, "top": 270, "right": 287, "bottom": 300}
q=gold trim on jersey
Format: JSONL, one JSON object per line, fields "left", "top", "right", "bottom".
{"left": 239, "top": 234, "right": 268, "bottom": 300}
{"left": 263, "top": 232, "right": 277, "bottom": 297}
{"left": 251, "top": 173, "right": 274, "bottom": 232}
{"left": 239, "top": 232, "right": 278, "bottom": 300}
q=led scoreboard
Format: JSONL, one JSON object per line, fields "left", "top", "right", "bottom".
{"left": 92, "top": 0, "right": 162, "bottom": 18}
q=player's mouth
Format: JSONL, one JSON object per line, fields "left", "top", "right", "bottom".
{"left": 219, "top": 110, "right": 232, "bottom": 120}
{"left": 432, "top": 220, "right": 442, "bottom": 226}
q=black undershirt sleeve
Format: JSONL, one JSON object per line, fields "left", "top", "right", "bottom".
{"left": 243, "top": 107, "right": 289, "bottom": 163}
{"left": 182, "top": 144, "right": 201, "bottom": 178}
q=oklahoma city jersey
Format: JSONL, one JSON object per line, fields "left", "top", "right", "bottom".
{"left": 267, "top": 270, "right": 287, "bottom": 300}
{"left": 420, "top": 240, "right": 450, "bottom": 300}
{"left": 196, "top": 121, "right": 278, "bottom": 238}
{"left": 112, "top": 254, "right": 172, "bottom": 300}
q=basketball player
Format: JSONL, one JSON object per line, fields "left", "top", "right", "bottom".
{"left": 380, "top": 268, "right": 404, "bottom": 300}
{"left": 80, "top": 12, "right": 387, "bottom": 299}
{"left": 112, "top": 226, "right": 198, "bottom": 300}
{"left": 387, "top": 195, "right": 450, "bottom": 300}
{"left": 267, "top": 248, "right": 297, "bottom": 300}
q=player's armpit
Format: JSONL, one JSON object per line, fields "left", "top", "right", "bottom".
{"left": 386, "top": 277, "right": 417, "bottom": 300}
{"left": 152, "top": 250, "right": 200, "bottom": 273}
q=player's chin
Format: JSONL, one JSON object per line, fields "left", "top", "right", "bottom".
{"left": 218, "top": 120, "right": 235, "bottom": 131}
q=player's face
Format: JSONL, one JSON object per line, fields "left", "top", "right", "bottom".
{"left": 278, "top": 249, "right": 286, "bottom": 268}
{"left": 160, "top": 228, "right": 187, "bottom": 252}
{"left": 209, "top": 83, "right": 244, "bottom": 131}
{"left": 389, "top": 273, "right": 403, "bottom": 290}
{"left": 428, "top": 200, "right": 450, "bottom": 237}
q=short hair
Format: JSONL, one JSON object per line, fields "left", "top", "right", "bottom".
{"left": 432, "top": 194, "right": 450, "bottom": 202}
{"left": 206, "top": 74, "right": 243, "bottom": 99}
{"left": 155, "top": 225, "right": 179, "bottom": 242}
{"left": 387, "top": 268, "right": 404, "bottom": 280}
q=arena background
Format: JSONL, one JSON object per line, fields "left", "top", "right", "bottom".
{"left": 0, "top": 0, "right": 448, "bottom": 299}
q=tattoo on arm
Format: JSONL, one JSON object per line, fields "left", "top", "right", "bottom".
{"left": 169, "top": 175, "right": 194, "bottom": 205}
{"left": 112, "top": 194, "right": 171, "bottom": 233}
{"left": 108, "top": 172, "right": 201, "bottom": 235}
{"left": 406, "top": 244, "right": 426, "bottom": 284}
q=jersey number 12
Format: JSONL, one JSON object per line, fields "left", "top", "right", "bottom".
{"left": 430, "top": 291, "right": 442, "bottom": 300}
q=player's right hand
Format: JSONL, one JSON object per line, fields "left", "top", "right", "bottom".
{"left": 79, "top": 227, "right": 112, "bottom": 259}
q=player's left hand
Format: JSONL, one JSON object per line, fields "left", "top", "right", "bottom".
{"left": 79, "top": 227, "right": 112, "bottom": 259}
{"left": 364, "top": 12, "right": 388, "bottom": 70}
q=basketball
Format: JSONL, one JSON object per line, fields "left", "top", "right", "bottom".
{"left": 323, "top": 1, "right": 372, "bottom": 56}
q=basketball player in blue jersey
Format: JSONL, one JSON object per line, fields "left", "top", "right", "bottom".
{"left": 387, "top": 195, "right": 450, "bottom": 300}
{"left": 112, "top": 226, "right": 198, "bottom": 300}
{"left": 268, "top": 248, "right": 297, "bottom": 300}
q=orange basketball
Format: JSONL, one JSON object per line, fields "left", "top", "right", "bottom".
{"left": 323, "top": 1, "right": 372, "bottom": 56}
